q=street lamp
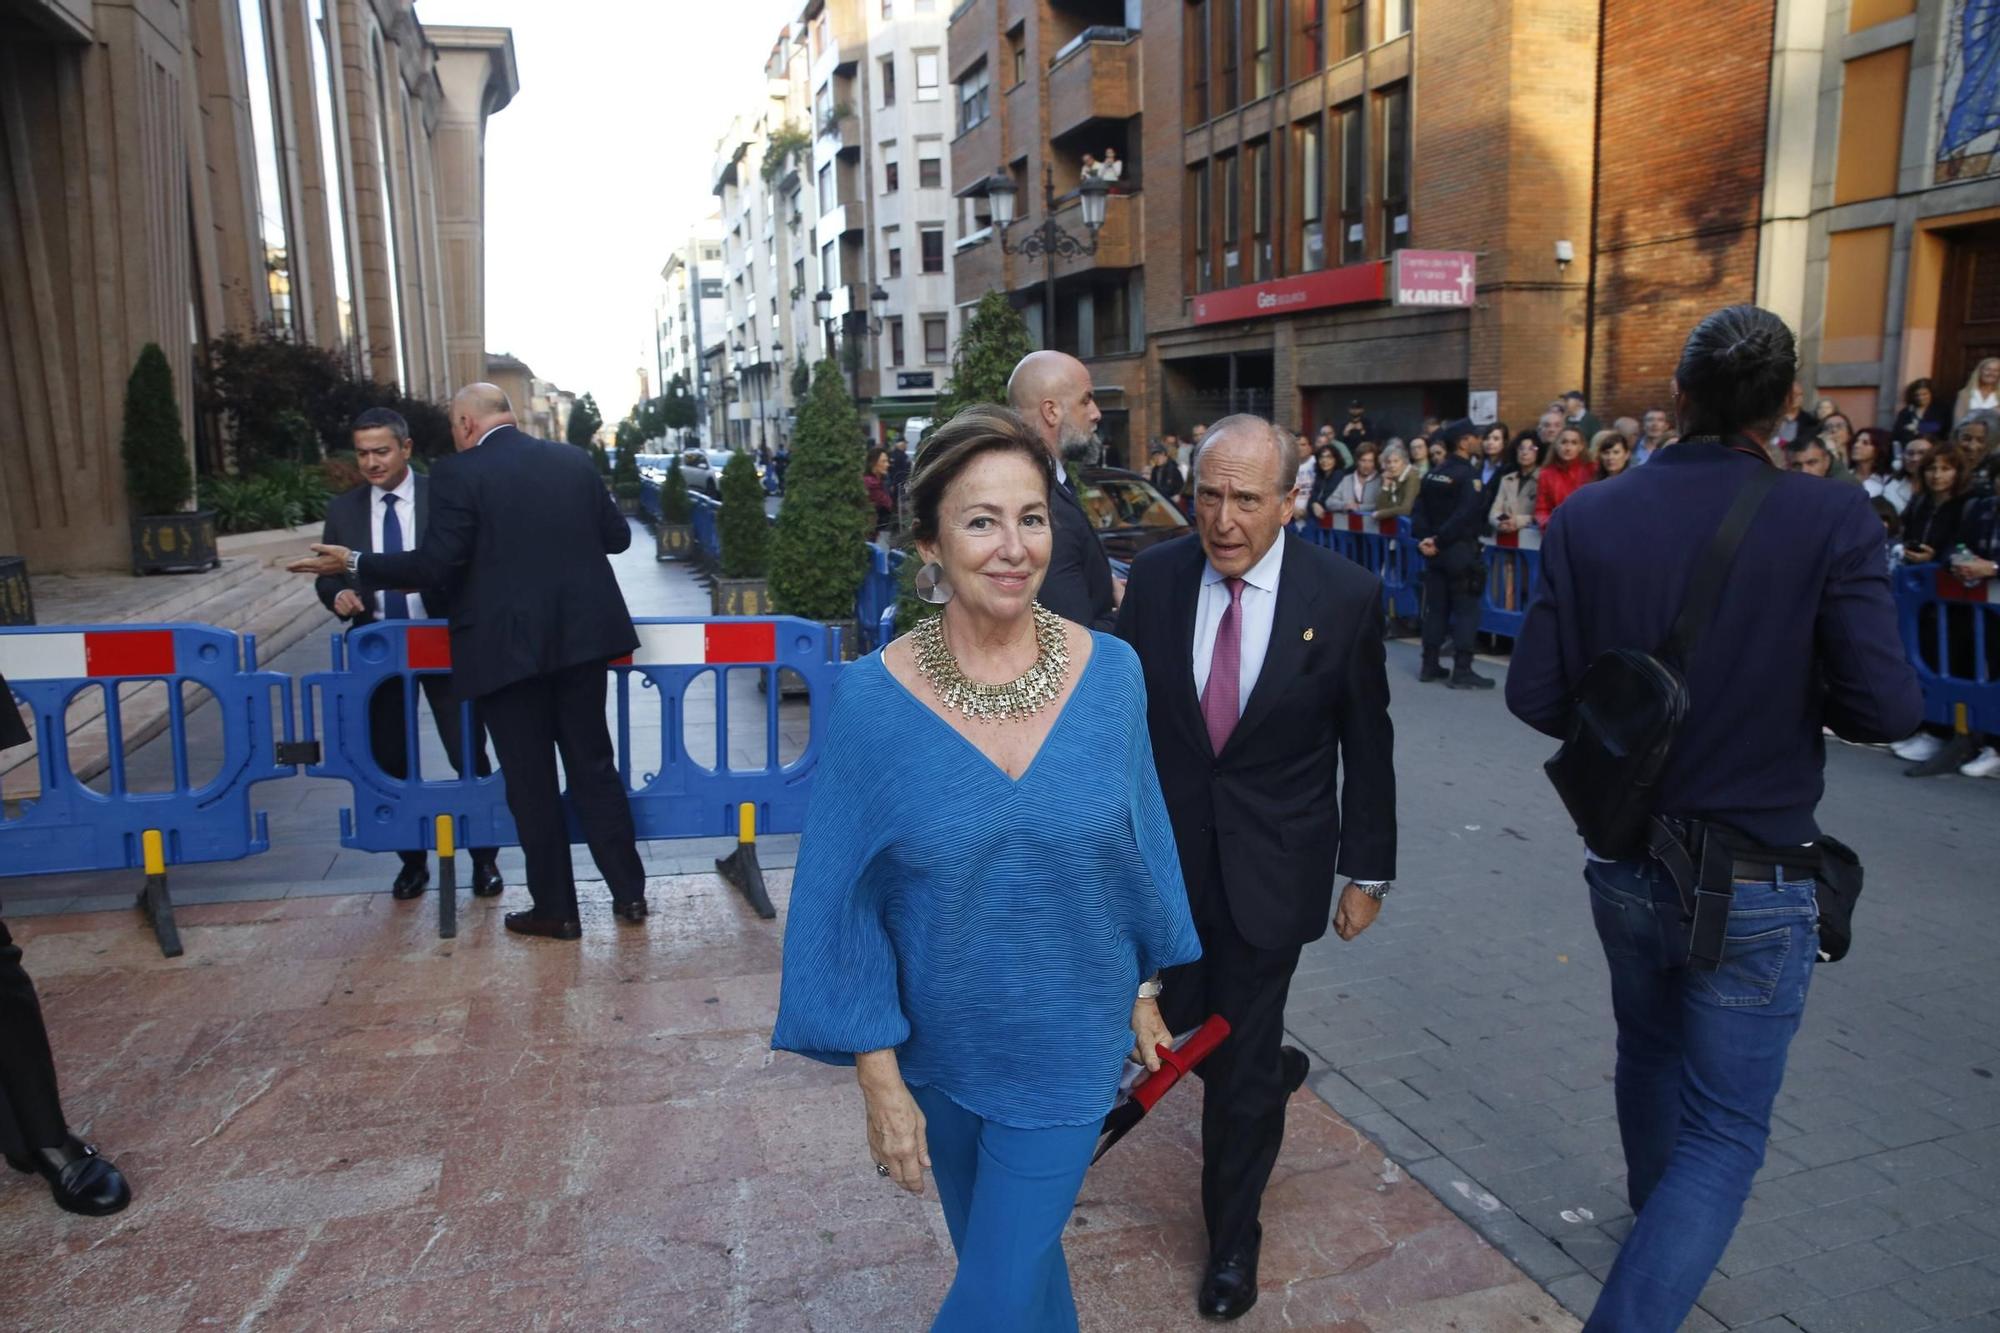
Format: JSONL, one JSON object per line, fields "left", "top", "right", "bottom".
{"left": 989, "top": 165, "right": 1109, "bottom": 353}
{"left": 768, "top": 337, "right": 783, "bottom": 446}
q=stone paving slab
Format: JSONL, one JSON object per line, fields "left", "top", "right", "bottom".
{"left": 0, "top": 872, "right": 1576, "bottom": 1332}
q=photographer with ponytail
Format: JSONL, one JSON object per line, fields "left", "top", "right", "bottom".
{"left": 1507, "top": 307, "right": 1921, "bottom": 1333}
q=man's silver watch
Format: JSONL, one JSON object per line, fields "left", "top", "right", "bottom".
{"left": 1353, "top": 880, "right": 1392, "bottom": 901}
{"left": 1136, "top": 975, "right": 1164, "bottom": 1000}
{"left": 344, "top": 550, "right": 362, "bottom": 576}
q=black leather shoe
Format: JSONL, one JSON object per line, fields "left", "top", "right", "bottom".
{"left": 1198, "top": 1246, "right": 1260, "bottom": 1320}
{"left": 471, "top": 862, "right": 504, "bottom": 898}
{"left": 6, "top": 1136, "right": 131, "bottom": 1217}
{"left": 1418, "top": 660, "right": 1449, "bottom": 683}
{"left": 1449, "top": 665, "right": 1496, "bottom": 690}
{"left": 1281, "top": 1044, "right": 1310, "bottom": 1095}
{"left": 391, "top": 863, "right": 429, "bottom": 900}
{"left": 503, "top": 911, "right": 581, "bottom": 941}
{"left": 614, "top": 897, "right": 649, "bottom": 925}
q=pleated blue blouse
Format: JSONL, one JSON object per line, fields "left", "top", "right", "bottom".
{"left": 771, "top": 632, "right": 1202, "bottom": 1129}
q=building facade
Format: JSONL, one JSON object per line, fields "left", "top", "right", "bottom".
{"left": 656, "top": 219, "right": 727, "bottom": 446}
{"left": 0, "top": 0, "right": 516, "bottom": 573}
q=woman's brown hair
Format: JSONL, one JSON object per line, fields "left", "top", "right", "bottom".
{"left": 903, "top": 404, "right": 1052, "bottom": 544}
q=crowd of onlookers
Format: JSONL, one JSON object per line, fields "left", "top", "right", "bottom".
{"left": 1138, "top": 358, "right": 2000, "bottom": 780}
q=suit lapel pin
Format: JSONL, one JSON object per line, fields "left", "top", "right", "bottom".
{"left": 1303, "top": 628, "right": 1315, "bottom": 641}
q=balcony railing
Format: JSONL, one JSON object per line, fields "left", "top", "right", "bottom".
{"left": 1048, "top": 29, "right": 1139, "bottom": 141}
{"left": 1050, "top": 189, "right": 1140, "bottom": 279}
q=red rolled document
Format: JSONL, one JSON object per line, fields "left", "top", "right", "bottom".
{"left": 1093, "top": 1014, "right": 1233, "bottom": 1163}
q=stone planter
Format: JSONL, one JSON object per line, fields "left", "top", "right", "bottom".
{"left": 0, "top": 556, "right": 32, "bottom": 625}
{"left": 615, "top": 493, "right": 642, "bottom": 517}
{"left": 711, "top": 577, "right": 772, "bottom": 617}
{"left": 656, "top": 522, "right": 693, "bottom": 561}
{"left": 130, "top": 511, "right": 219, "bottom": 575}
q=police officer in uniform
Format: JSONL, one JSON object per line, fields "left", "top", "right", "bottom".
{"left": 1411, "top": 419, "right": 1493, "bottom": 689}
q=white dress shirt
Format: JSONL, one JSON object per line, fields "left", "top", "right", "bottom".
{"left": 1191, "top": 534, "right": 1285, "bottom": 718}
{"left": 368, "top": 470, "right": 426, "bottom": 621}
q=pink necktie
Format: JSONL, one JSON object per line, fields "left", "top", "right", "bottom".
{"left": 1202, "top": 577, "right": 1245, "bottom": 755}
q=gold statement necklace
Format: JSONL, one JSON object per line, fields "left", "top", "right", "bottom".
{"left": 913, "top": 604, "right": 1072, "bottom": 723}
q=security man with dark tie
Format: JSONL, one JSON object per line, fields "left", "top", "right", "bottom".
{"left": 1411, "top": 419, "right": 1493, "bottom": 689}
{"left": 315, "top": 407, "right": 502, "bottom": 901}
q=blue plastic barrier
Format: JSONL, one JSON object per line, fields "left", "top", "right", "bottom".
{"left": 639, "top": 474, "right": 662, "bottom": 523}
{"left": 301, "top": 616, "right": 843, "bottom": 930}
{"left": 856, "top": 546, "right": 903, "bottom": 652}
{"left": 689, "top": 493, "right": 721, "bottom": 565}
{"left": 1894, "top": 565, "right": 1999, "bottom": 736}
{"left": 0, "top": 624, "right": 300, "bottom": 955}
{"left": 1479, "top": 539, "right": 1542, "bottom": 640}
{"left": 1302, "top": 515, "right": 1421, "bottom": 618}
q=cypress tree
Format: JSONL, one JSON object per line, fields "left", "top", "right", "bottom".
{"left": 768, "top": 360, "right": 870, "bottom": 622}
{"left": 718, "top": 451, "right": 769, "bottom": 578}
{"left": 662, "top": 455, "right": 693, "bottom": 523}
{"left": 122, "top": 343, "right": 194, "bottom": 516}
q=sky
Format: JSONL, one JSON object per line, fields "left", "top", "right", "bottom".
{"left": 414, "top": 0, "right": 799, "bottom": 421}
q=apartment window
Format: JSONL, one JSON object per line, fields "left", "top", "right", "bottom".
{"left": 1010, "top": 27, "right": 1027, "bottom": 87}
{"left": 818, "top": 162, "right": 833, "bottom": 201}
{"left": 890, "top": 317, "right": 907, "bottom": 366}
{"left": 881, "top": 56, "right": 897, "bottom": 106}
{"left": 1337, "top": 0, "right": 1363, "bottom": 59}
{"left": 1217, "top": 0, "right": 1240, "bottom": 112}
{"left": 1189, "top": 162, "right": 1211, "bottom": 292}
{"left": 956, "top": 59, "right": 990, "bottom": 133}
{"left": 1250, "top": 139, "right": 1272, "bottom": 280}
{"left": 1220, "top": 151, "right": 1241, "bottom": 286}
{"left": 885, "top": 224, "right": 902, "bottom": 278}
{"left": 1251, "top": 0, "right": 1275, "bottom": 100}
{"left": 1094, "top": 283, "right": 1131, "bottom": 355}
{"left": 884, "top": 153, "right": 900, "bottom": 193}
{"left": 921, "top": 225, "right": 945, "bottom": 273}
{"left": 924, "top": 315, "right": 948, "bottom": 363}
{"left": 918, "top": 142, "right": 943, "bottom": 189}
{"left": 1379, "top": 83, "right": 1410, "bottom": 253}
{"left": 916, "top": 50, "right": 941, "bottom": 102}
{"left": 1383, "top": 0, "right": 1410, "bottom": 39}
{"left": 1297, "top": 117, "right": 1325, "bottom": 271}
{"left": 821, "top": 239, "right": 837, "bottom": 286}
{"left": 794, "top": 258, "right": 805, "bottom": 292}
{"left": 816, "top": 84, "right": 833, "bottom": 128}
{"left": 1186, "top": 1, "right": 1210, "bottom": 125}
{"left": 1297, "top": 0, "right": 1324, "bottom": 77}
{"left": 1336, "top": 99, "right": 1365, "bottom": 263}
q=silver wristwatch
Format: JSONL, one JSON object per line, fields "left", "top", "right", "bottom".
{"left": 1353, "top": 880, "right": 1392, "bottom": 901}
{"left": 345, "top": 549, "right": 362, "bottom": 576}
{"left": 1137, "top": 974, "right": 1164, "bottom": 1000}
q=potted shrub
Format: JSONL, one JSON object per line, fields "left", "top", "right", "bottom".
{"left": 656, "top": 456, "right": 694, "bottom": 560}
{"left": 611, "top": 433, "right": 643, "bottom": 516}
{"left": 713, "top": 451, "right": 771, "bottom": 615}
{"left": 0, "top": 555, "right": 32, "bottom": 626}
{"left": 769, "top": 360, "right": 871, "bottom": 660}
{"left": 123, "top": 343, "right": 217, "bottom": 574}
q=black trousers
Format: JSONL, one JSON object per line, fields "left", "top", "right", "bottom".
{"left": 1421, "top": 539, "right": 1483, "bottom": 664}
{"left": 368, "top": 674, "right": 498, "bottom": 870}
{"left": 479, "top": 661, "right": 645, "bottom": 919}
{"left": 0, "top": 917, "right": 68, "bottom": 1159}
{"left": 1160, "top": 875, "right": 1305, "bottom": 1263}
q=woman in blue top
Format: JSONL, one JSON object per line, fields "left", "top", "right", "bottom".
{"left": 773, "top": 405, "right": 1202, "bottom": 1331}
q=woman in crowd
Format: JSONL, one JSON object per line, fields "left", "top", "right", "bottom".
{"left": 1894, "top": 378, "right": 1942, "bottom": 446}
{"left": 1328, "top": 441, "right": 1382, "bottom": 514}
{"left": 1946, "top": 490, "right": 2000, "bottom": 778}
{"left": 1900, "top": 443, "right": 1972, "bottom": 565}
{"left": 1402, "top": 436, "right": 1428, "bottom": 478}
{"left": 1490, "top": 435, "right": 1542, "bottom": 536}
{"left": 1477, "top": 424, "right": 1511, "bottom": 488}
{"left": 1850, "top": 428, "right": 1893, "bottom": 497}
{"left": 1307, "top": 442, "right": 1349, "bottom": 525}
{"left": 1884, "top": 435, "right": 1933, "bottom": 513}
{"left": 1536, "top": 426, "right": 1597, "bottom": 526}
{"left": 864, "top": 446, "right": 896, "bottom": 539}
{"left": 1377, "top": 443, "right": 1420, "bottom": 519}
{"left": 1594, "top": 431, "right": 1632, "bottom": 480}
{"left": 1953, "top": 357, "right": 2000, "bottom": 425}
{"left": 773, "top": 406, "right": 1200, "bottom": 1331}
{"left": 1427, "top": 438, "right": 1450, "bottom": 472}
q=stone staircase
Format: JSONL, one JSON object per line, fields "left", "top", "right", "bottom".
{"left": 2, "top": 524, "right": 329, "bottom": 797}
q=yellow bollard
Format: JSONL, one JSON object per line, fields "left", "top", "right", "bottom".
{"left": 141, "top": 828, "right": 165, "bottom": 876}
{"left": 717, "top": 801, "right": 775, "bottom": 919}
{"left": 435, "top": 814, "right": 458, "bottom": 940}
{"left": 137, "top": 829, "right": 182, "bottom": 957}
{"left": 738, "top": 801, "right": 756, "bottom": 845}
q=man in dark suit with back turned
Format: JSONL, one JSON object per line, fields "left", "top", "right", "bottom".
{"left": 315, "top": 407, "right": 502, "bottom": 901}
{"left": 291, "top": 384, "right": 647, "bottom": 941}
{"left": 1118, "top": 414, "right": 1397, "bottom": 1321}
{"left": 1007, "top": 350, "right": 1118, "bottom": 630}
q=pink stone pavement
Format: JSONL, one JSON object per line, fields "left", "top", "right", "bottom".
{"left": 0, "top": 872, "right": 1578, "bottom": 1331}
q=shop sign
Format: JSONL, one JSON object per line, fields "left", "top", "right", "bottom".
{"left": 896, "top": 372, "right": 935, "bottom": 390}
{"left": 1189, "top": 262, "right": 1388, "bottom": 326}
{"left": 1392, "top": 250, "right": 1478, "bottom": 307}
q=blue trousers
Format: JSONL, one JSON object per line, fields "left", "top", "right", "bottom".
{"left": 1582, "top": 858, "right": 1818, "bottom": 1333}
{"left": 911, "top": 1084, "right": 1100, "bottom": 1333}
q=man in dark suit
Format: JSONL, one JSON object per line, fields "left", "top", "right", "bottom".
{"left": 292, "top": 384, "right": 647, "bottom": 941}
{"left": 315, "top": 407, "right": 501, "bottom": 901}
{"left": 1007, "top": 350, "right": 1118, "bottom": 630}
{"left": 1508, "top": 307, "right": 1921, "bottom": 1332}
{"left": 1118, "top": 414, "right": 1398, "bottom": 1321}
{"left": 0, "top": 678, "right": 131, "bottom": 1216}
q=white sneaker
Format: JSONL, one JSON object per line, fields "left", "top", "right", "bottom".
{"left": 1959, "top": 746, "right": 2000, "bottom": 779}
{"left": 1892, "top": 733, "right": 1945, "bottom": 762}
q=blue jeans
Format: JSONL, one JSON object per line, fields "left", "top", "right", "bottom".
{"left": 1582, "top": 857, "right": 1819, "bottom": 1333}
{"left": 911, "top": 1084, "right": 1101, "bottom": 1332}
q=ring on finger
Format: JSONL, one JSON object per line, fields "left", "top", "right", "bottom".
{"left": 875, "top": 1162, "right": 891, "bottom": 1178}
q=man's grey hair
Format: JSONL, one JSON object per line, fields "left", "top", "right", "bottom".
{"left": 1190, "top": 413, "right": 1294, "bottom": 491}
{"left": 1380, "top": 443, "right": 1410, "bottom": 467}
{"left": 1958, "top": 409, "right": 1998, "bottom": 438}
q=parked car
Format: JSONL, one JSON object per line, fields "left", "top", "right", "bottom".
{"left": 1077, "top": 466, "right": 1189, "bottom": 564}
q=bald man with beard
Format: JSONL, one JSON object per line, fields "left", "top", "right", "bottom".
{"left": 1006, "top": 350, "right": 1119, "bottom": 629}
{"left": 291, "top": 384, "right": 648, "bottom": 940}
